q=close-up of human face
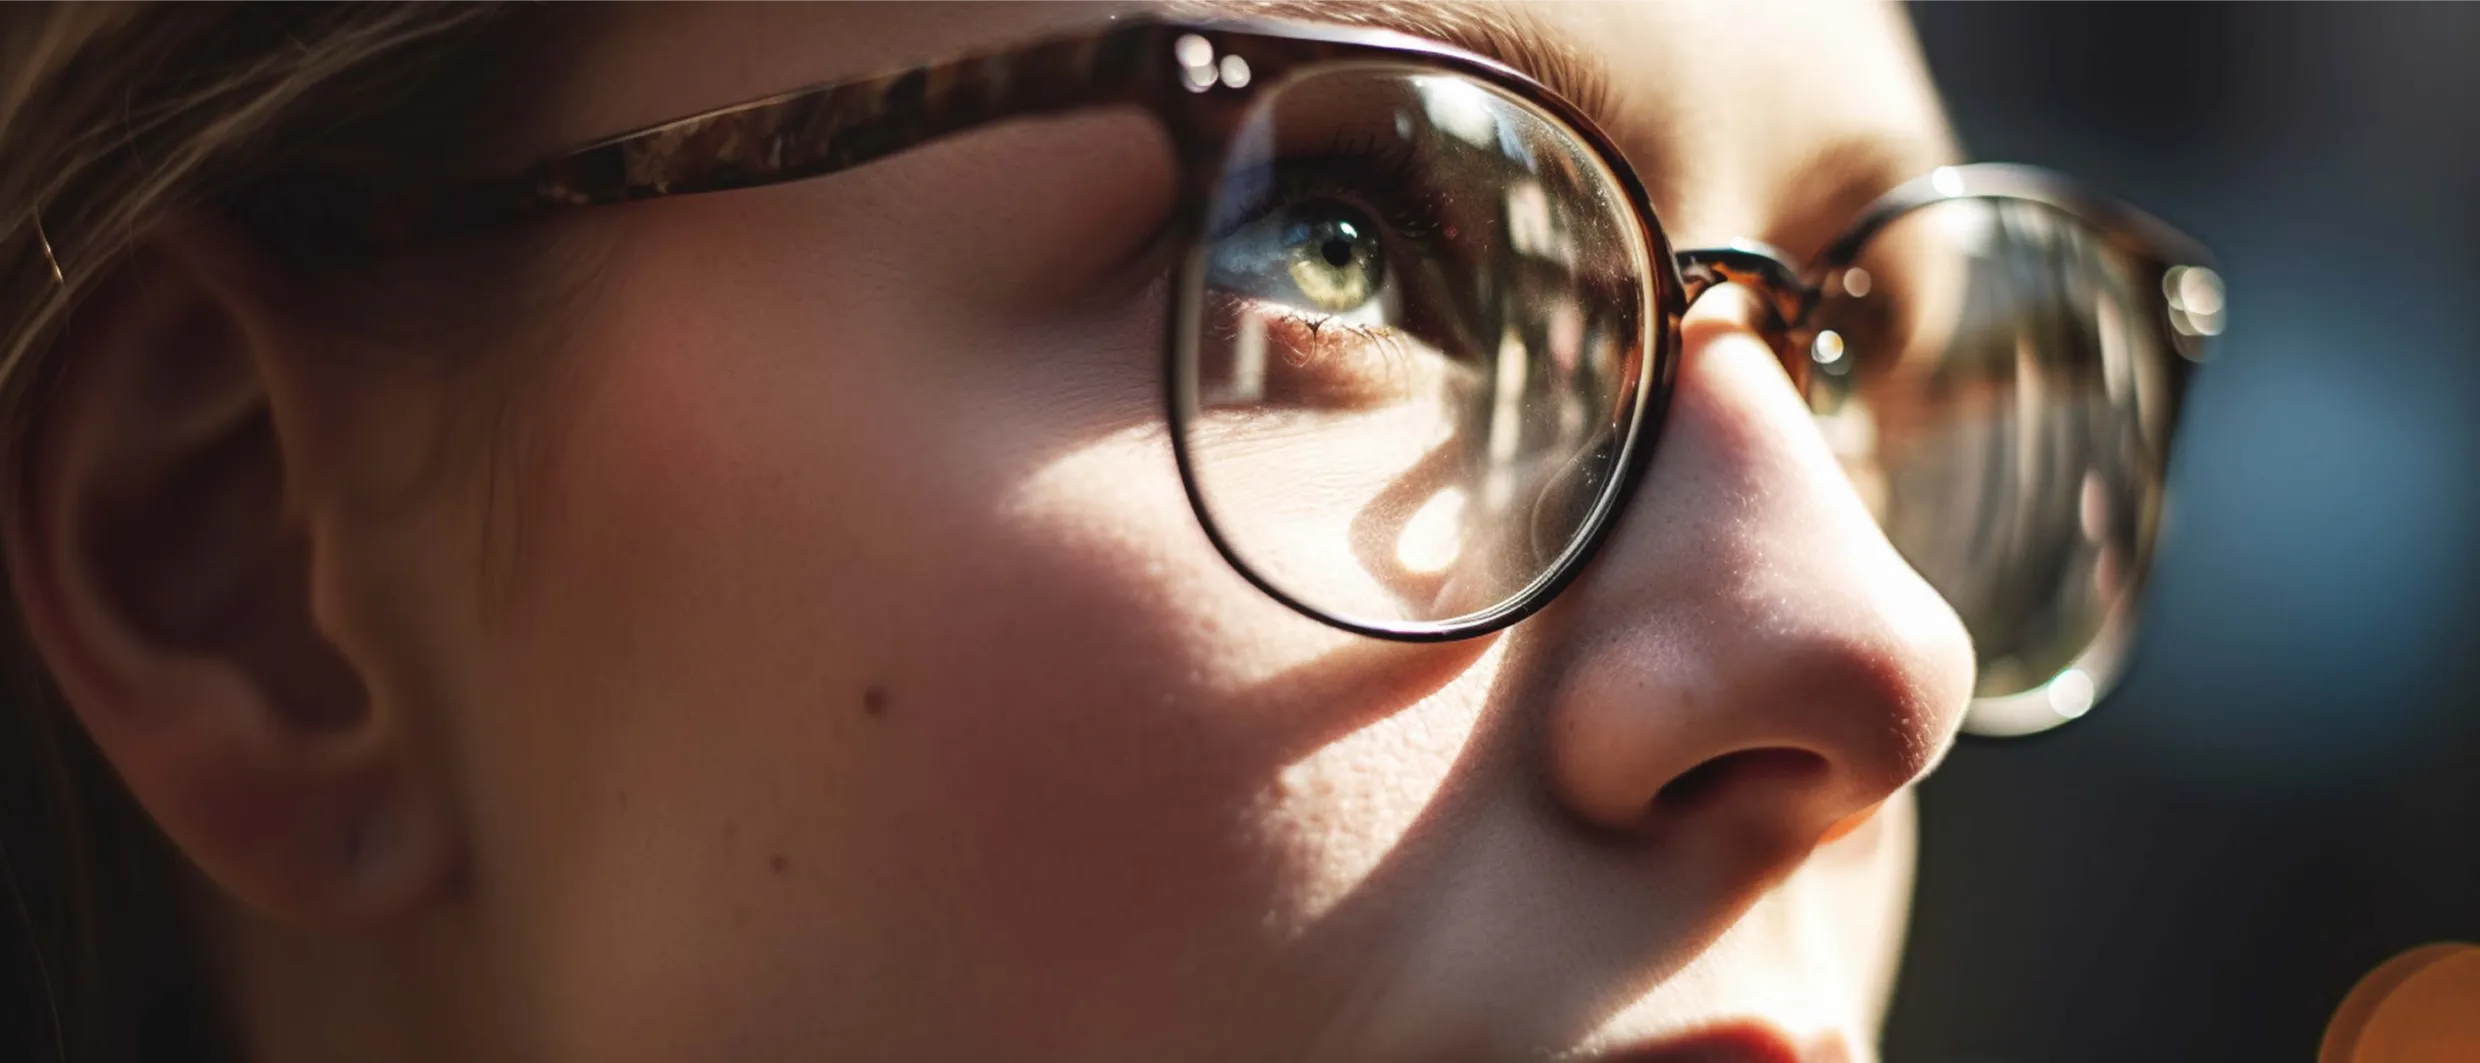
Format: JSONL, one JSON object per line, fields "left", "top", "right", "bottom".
{"left": 0, "top": 2, "right": 2228, "bottom": 1062}
{"left": 397, "top": 5, "right": 1968, "bottom": 1059}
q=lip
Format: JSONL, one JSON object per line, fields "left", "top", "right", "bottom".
{"left": 1592, "top": 1022, "right": 1850, "bottom": 1063}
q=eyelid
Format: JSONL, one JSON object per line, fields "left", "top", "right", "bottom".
{"left": 1174, "top": 1, "right": 1616, "bottom": 121}
{"left": 1408, "top": 11, "right": 1618, "bottom": 125}
{"left": 1207, "top": 144, "right": 1437, "bottom": 243}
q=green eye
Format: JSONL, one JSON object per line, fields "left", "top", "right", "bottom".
{"left": 1208, "top": 200, "right": 1388, "bottom": 314}
{"left": 1284, "top": 213, "right": 1381, "bottom": 311}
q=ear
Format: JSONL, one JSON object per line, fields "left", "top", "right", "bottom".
{"left": 3, "top": 223, "right": 458, "bottom": 928}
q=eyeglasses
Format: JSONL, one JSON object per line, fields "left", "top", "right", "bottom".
{"left": 262, "top": 18, "right": 2223, "bottom": 737}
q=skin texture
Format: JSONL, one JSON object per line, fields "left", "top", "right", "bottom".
{"left": 7, "top": 2, "right": 1977, "bottom": 1061}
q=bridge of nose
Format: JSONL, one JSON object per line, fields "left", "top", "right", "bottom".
{"left": 1675, "top": 242, "right": 1815, "bottom": 384}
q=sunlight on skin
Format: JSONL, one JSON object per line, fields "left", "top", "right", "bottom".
{"left": 1251, "top": 636, "right": 1510, "bottom": 933}
{"left": 1395, "top": 486, "right": 1469, "bottom": 576}
{"left": 1000, "top": 417, "right": 1363, "bottom": 686}
{"left": 1580, "top": 794, "right": 1920, "bottom": 1058}
{"left": 1187, "top": 360, "right": 1472, "bottom": 624}
{"left": 76, "top": 3, "right": 1985, "bottom": 1060}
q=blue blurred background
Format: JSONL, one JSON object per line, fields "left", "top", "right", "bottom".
{"left": 1884, "top": 4, "right": 2480, "bottom": 1060}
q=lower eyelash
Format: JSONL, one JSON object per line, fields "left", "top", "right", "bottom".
{"left": 1205, "top": 293, "right": 1448, "bottom": 402}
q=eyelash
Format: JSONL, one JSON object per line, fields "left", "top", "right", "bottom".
{"left": 1179, "top": 133, "right": 1476, "bottom": 406}
{"left": 1207, "top": 131, "right": 1472, "bottom": 364}
{"left": 1210, "top": 131, "right": 1453, "bottom": 252}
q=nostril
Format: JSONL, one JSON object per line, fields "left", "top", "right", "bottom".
{"left": 1652, "top": 748, "right": 1829, "bottom": 814}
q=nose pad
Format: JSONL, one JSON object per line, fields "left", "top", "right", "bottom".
{"left": 1530, "top": 316, "right": 1976, "bottom": 860}
{"left": 1677, "top": 243, "right": 1818, "bottom": 387}
{"left": 1687, "top": 282, "right": 1811, "bottom": 389}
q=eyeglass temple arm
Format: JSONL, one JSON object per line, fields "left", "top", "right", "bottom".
{"left": 233, "top": 23, "right": 1190, "bottom": 263}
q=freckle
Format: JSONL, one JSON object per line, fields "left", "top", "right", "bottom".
{"left": 862, "top": 686, "right": 890, "bottom": 717}
{"left": 769, "top": 853, "right": 790, "bottom": 876}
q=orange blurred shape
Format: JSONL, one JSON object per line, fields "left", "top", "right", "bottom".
{"left": 2321, "top": 943, "right": 2480, "bottom": 1063}
{"left": 1816, "top": 801, "right": 1885, "bottom": 846}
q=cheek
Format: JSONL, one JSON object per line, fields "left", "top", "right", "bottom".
{"left": 1807, "top": 787, "right": 1919, "bottom": 1030}
{"left": 462, "top": 106, "right": 1198, "bottom": 856}
{"left": 448, "top": 167, "right": 1487, "bottom": 1056}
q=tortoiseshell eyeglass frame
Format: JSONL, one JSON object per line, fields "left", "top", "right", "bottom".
{"left": 255, "top": 17, "right": 2223, "bottom": 722}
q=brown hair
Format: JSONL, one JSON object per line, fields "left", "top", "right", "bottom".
{"left": 0, "top": 5, "right": 561, "bottom": 1059}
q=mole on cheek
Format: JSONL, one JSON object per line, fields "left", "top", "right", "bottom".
{"left": 862, "top": 686, "right": 890, "bottom": 717}
{"left": 768, "top": 853, "right": 790, "bottom": 876}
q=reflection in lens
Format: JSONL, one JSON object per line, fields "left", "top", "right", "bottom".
{"left": 1809, "top": 198, "right": 2179, "bottom": 708}
{"left": 1176, "top": 64, "right": 1653, "bottom": 632}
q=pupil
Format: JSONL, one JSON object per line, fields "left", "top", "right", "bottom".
{"left": 1321, "top": 237, "right": 1353, "bottom": 268}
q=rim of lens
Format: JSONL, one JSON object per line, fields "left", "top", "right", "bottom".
{"left": 1960, "top": 600, "right": 2137, "bottom": 737}
{"left": 1841, "top": 195, "right": 2190, "bottom": 738}
{"left": 1165, "top": 61, "right": 1674, "bottom": 642}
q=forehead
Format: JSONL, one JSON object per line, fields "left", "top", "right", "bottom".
{"left": 547, "top": 0, "right": 1955, "bottom": 254}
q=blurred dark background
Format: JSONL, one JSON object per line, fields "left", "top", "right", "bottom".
{"left": 1885, "top": 4, "right": 2480, "bottom": 1061}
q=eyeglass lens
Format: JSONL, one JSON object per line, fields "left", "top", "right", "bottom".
{"left": 1172, "top": 59, "right": 2183, "bottom": 695}
{"left": 1807, "top": 198, "right": 2180, "bottom": 702}
{"left": 1176, "top": 63, "right": 1657, "bottom": 633}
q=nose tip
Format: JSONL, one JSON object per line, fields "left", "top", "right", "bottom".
{"left": 1535, "top": 320, "right": 1975, "bottom": 854}
{"left": 1547, "top": 588, "right": 1970, "bottom": 851}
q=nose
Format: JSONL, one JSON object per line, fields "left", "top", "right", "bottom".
{"left": 1530, "top": 308, "right": 1976, "bottom": 862}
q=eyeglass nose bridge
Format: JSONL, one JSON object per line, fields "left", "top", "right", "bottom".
{"left": 1675, "top": 241, "right": 1819, "bottom": 383}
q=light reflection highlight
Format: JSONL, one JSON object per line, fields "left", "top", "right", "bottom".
{"left": 1396, "top": 487, "right": 1469, "bottom": 575}
{"left": 2048, "top": 668, "right": 2096, "bottom": 719}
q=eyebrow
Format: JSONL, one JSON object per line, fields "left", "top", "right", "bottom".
{"left": 257, "top": 5, "right": 1637, "bottom": 264}
{"left": 1772, "top": 135, "right": 1959, "bottom": 262}
{"left": 1178, "top": 0, "right": 1616, "bottom": 123}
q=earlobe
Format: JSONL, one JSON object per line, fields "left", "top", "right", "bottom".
{"left": 2, "top": 226, "right": 458, "bottom": 927}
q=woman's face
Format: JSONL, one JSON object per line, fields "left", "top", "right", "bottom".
{"left": 315, "top": 3, "right": 1974, "bottom": 1060}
